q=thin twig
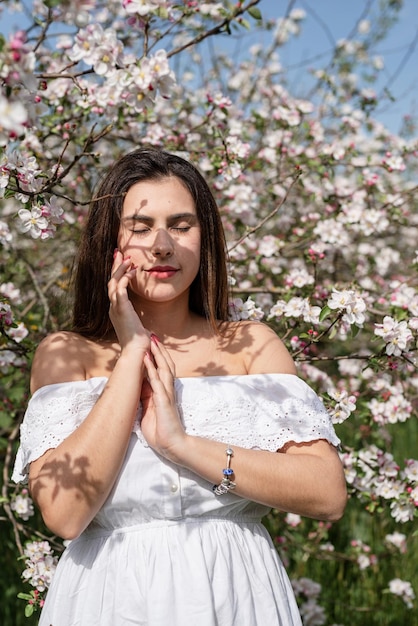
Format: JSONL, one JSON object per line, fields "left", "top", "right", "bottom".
{"left": 21, "top": 259, "right": 54, "bottom": 332}
{"left": 2, "top": 419, "right": 25, "bottom": 555}
{"left": 227, "top": 169, "right": 302, "bottom": 252}
{"left": 167, "top": 0, "right": 261, "bottom": 59}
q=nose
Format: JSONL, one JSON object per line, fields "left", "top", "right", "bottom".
{"left": 151, "top": 229, "right": 174, "bottom": 258}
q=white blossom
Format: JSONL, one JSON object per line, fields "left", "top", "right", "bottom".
{"left": 385, "top": 532, "right": 407, "bottom": 553}
{"left": 11, "top": 490, "right": 34, "bottom": 520}
{"left": 69, "top": 24, "right": 123, "bottom": 76}
{"left": 285, "top": 513, "right": 302, "bottom": 527}
{"left": 258, "top": 235, "right": 281, "bottom": 257}
{"left": 358, "top": 20, "right": 371, "bottom": 34}
{"left": 328, "top": 389, "right": 356, "bottom": 424}
{"left": 390, "top": 500, "right": 415, "bottom": 523}
{"left": 327, "top": 289, "right": 367, "bottom": 326}
{"left": 7, "top": 322, "right": 29, "bottom": 343}
{"left": 0, "top": 283, "right": 21, "bottom": 303}
{"left": 199, "top": 3, "right": 224, "bottom": 18}
{"left": 374, "top": 316, "right": 413, "bottom": 356}
{"left": 17, "top": 207, "right": 50, "bottom": 239}
{"left": 285, "top": 267, "right": 314, "bottom": 288}
{"left": 22, "top": 541, "right": 58, "bottom": 592}
{"left": 122, "top": 0, "right": 169, "bottom": 17}
{"left": 403, "top": 459, "right": 418, "bottom": 483}
{"left": 0, "top": 302, "right": 13, "bottom": 325}
{"left": 228, "top": 297, "right": 264, "bottom": 321}
{"left": 292, "top": 577, "right": 322, "bottom": 599}
{"left": 382, "top": 153, "right": 405, "bottom": 171}
{"left": 0, "top": 94, "right": 28, "bottom": 144}
{"left": 0, "top": 349, "right": 26, "bottom": 373}
{"left": 0, "top": 220, "right": 13, "bottom": 248}
{"left": 388, "top": 578, "right": 415, "bottom": 608}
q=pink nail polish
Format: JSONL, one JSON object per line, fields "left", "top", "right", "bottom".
{"left": 150, "top": 333, "right": 159, "bottom": 345}
{"left": 113, "top": 248, "right": 118, "bottom": 259}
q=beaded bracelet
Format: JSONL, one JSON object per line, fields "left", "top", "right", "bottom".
{"left": 212, "top": 447, "right": 236, "bottom": 495}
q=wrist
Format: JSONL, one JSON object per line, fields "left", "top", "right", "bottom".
{"left": 119, "top": 341, "right": 149, "bottom": 357}
{"left": 160, "top": 433, "right": 192, "bottom": 465}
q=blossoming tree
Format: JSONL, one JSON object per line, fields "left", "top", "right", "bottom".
{"left": 1, "top": 1, "right": 417, "bottom": 624}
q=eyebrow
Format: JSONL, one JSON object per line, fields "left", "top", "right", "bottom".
{"left": 122, "top": 212, "right": 198, "bottom": 223}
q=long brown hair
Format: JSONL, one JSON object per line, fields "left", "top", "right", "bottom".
{"left": 72, "top": 147, "right": 230, "bottom": 338}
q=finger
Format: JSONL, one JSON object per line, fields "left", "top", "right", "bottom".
{"left": 110, "top": 255, "right": 136, "bottom": 281}
{"left": 149, "top": 338, "right": 176, "bottom": 380}
{"left": 108, "top": 257, "right": 138, "bottom": 301}
{"left": 144, "top": 350, "right": 176, "bottom": 401}
{"left": 150, "top": 335, "right": 176, "bottom": 372}
{"left": 143, "top": 352, "right": 171, "bottom": 397}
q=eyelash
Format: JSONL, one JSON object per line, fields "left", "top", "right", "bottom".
{"left": 130, "top": 226, "right": 191, "bottom": 234}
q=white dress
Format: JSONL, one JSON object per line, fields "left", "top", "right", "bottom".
{"left": 12, "top": 373, "right": 340, "bottom": 626}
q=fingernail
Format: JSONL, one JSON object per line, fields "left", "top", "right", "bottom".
{"left": 113, "top": 248, "right": 118, "bottom": 259}
{"left": 150, "top": 333, "right": 159, "bottom": 344}
{"left": 145, "top": 350, "right": 152, "bottom": 360}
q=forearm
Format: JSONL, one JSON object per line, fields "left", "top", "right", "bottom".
{"left": 172, "top": 436, "right": 347, "bottom": 521}
{"left": 29, "top": 347, "right": 146, "bottom": 539}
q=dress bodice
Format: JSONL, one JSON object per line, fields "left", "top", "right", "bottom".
{"left": 12, "top": 373, "right": 340, "bottom": 529}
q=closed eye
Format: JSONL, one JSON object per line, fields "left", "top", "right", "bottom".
{"left": 130, "top": 227, "right": 151, "bottom": 234}
{"left": 125, "top": 212, "right": 198, "bottom": 234}
{"left": 130, "top": 226, "right": 191, "bottom": 234}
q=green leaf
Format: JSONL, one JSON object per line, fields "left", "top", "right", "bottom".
{"left": 248, "top": 7, "right": 262, "bottom": 20}
{"left": 17, "top": 593, "right": 33, "bottom": 601}
{"left": 329, "top": 325, "right": 338, "bottom": 340}
{"left": 351, "top": 324, "right": 362, "bottom": 338}
{"left": 319, "top": 305, "right": 331, "bottom": 322}
{"left": 239, "top": 18, "right": 251, "bottom": 30}
{"left": 24, "top": 604, "right": 34, "bottom": 617}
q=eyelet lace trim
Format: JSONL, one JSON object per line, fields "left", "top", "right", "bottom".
{"left": 12, "top": 375, "right": 340, "bottom": 483}
{"left": 12, "top": 389, "right": 101, "bottom": 483}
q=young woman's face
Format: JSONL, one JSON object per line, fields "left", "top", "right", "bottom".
{"left": 117, "top": 176, "right": 201, "bottom": 305}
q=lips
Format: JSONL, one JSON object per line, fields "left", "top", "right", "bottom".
{"left": 146, "top": 266, "right": 179, "bottom": 278}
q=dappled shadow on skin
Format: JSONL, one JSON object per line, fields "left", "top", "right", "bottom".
{"left": 193, "top": 360, "right": 229, "bottom": 377}
{"left": 30, "top": 453, "right": 103, "bottom": 506}
{"left": 34, "top": 330, "right": 121, "bottom": 384}
{"left": 158, "top": 319, "right": 267, "bottom": 378}
{"left": 188, "top": 321, "right": 266, "bottom": 377}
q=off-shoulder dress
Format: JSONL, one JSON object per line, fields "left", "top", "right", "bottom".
{"left": 12, "top": 373, "right": 340, "bottom": 626}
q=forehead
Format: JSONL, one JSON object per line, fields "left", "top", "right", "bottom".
{"left": 121, "top": 176, "right": 196, "bottom": 217}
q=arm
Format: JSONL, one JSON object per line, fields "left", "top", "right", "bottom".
{"left": 28, "top": 253, "right": 149, "bottom": 540}
{"left": 171, "top": 436, "right": 346, "bottom": 521}
{"left": 141, "top": 323, "right": 347, "bottom": 521}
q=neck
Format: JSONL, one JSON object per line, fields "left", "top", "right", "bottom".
{"left": 132, "top": 296, "right": 203, "bottom": 340}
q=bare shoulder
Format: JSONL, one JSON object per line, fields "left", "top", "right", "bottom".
{"left": 30, "top": 331, "right": 90, "bottom": 393}
{"left": 227, "top": 321, "right": 297, "bottom": 375}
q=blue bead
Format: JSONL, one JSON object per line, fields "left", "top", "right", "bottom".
{"left": 223, "top": 468, "right": 234, "bottom": 476}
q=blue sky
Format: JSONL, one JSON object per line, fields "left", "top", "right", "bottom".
{"left": 258, "top": 0, "right": 418, "bottom": 135}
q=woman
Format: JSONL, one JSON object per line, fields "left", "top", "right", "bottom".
{"left": 13, "top": 148, "right": 347, "bottom": 625}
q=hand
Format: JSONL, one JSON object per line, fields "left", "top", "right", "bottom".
{"left": 140, "top": 336, "right": 187, "bottom": 461}
{"left": 108, "top": 250, "right": 149, "bottom": 351}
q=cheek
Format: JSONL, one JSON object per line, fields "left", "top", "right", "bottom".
{"left": 116, "top": 229, "right": 126, "bottom": 249}
{"left": 117, "top": 230, "right": 139, "bottom": 254}
{"left": 192, "top": 232, "right": 201, "bottom": 258}
{"left": 185, "top": 238, "right": 201, "bottom": 268}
